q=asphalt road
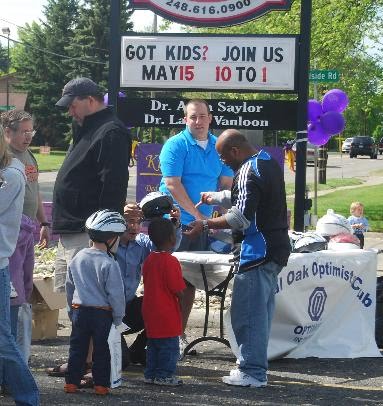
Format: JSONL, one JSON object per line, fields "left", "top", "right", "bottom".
{"left": 39, "top": 152, "right": 383, "bottom": 203}
{"left": 1, "top": 316, "right": 382, "bottom": 406}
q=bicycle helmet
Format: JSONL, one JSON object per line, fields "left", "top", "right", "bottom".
{"left": 293, "top": 231, "right": 328, "bottom": 253}
{"left": 85, "top": 210, "right": 126, "bottom": 256}
{"left": 316, "top": 209, "right": 353, "bottom": 237}
{"left": 139, "top": 192, "right": 174, "bottom": 220}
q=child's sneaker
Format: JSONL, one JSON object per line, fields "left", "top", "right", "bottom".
{"left": 94, "top": 385, "right": 109, "bottom": 395}
{"left": 64, "top": 384, "right": 78, "bottom": 393}
{"left": 10, "top": 281, "right": 18, "bottom": 298}
{"left": 153, "top": 376, "right": 183, "bottom": 386}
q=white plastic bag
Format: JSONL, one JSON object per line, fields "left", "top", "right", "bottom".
{"left": 107, "top": 323, "right": 129, "bottom": 388}
{"left": 17, "top": 303, "right": 32, "bottom": 363}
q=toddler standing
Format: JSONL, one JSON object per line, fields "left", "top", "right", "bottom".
{"left": 348, "top": 201, "right": 369, "bottom": 249}
{"left": 142, "top": 217, "right": 186, "bottom": 386}
{"left": 64, "top": 210, "right": 126, "bottom": 395}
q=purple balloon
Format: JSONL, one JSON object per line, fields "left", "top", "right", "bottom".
{"left": 307, "top": 122, "right": 331, "bottom": 146}
{"left": 322, "top": 89, "right": 349, "bottom": 113}
{"left": 307, "top": 99, "right": 322, "bottom": 123}
{"left": 103, "top": 91, "right": 127, "bottom": 105}
{"left": 320, "top": 111, "right": 345, "bottom": 135}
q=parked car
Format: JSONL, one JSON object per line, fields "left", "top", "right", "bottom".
{"left": 341, "top": 137, "right": 353, "bottom": 153}
{"left": 349, "top": 136, "right": 378, "bottom": 159}
{"left": 292, "top": 142, "right": 317, "bottom": 165}
{"left": 379, "top": 137, "right": 383, "bottom": 155}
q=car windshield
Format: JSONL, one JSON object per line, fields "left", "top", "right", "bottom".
{"left": 353, "top": 136, "right": 372, "bottom": 144}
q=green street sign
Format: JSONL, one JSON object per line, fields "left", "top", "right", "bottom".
{"left": 309, "top": 70, "right": 340, "bottom": 83}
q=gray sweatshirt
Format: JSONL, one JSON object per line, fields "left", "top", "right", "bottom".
{"left": 66, "top": 248, "right": 125, "bottom": 326}
{"left": 0, "top": 158, "right": 26, "bottom": 269}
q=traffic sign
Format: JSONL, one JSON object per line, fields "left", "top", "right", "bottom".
{"left": 309, "top": 70, "right": 339, "bottom": 82}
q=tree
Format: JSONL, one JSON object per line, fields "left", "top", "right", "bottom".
{"left": 0, "top": 43, "right": 7, "bottom": 73}
{"left": 12, "top": 0, "right": 79, "bottom": 147}
{"left": 202, "top": 0, "right": 383, "bottom": 141}
{"left": 11, "top": 0, "right": 134, "bottom": 147}
{"left": 65, "top": 0, "right": 133, "bottom": 87}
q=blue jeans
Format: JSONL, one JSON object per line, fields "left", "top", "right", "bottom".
{"left": 10, "top": 304, "right": 20, "bottom": 340}
{"left": 66, "top": 307, "right": 112, "bottom": 387}
{"left": 230, "top": 261, "right": 281, "bottom": 382}
{"left": 144, "top": 337, "right": 179, "bottom": 380}
{"left": 0, "top": 266, "right": 39, "bottom": 406}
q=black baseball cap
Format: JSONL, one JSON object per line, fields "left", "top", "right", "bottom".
{"left": 55, "top": 77, "right": 103, "bottom": 107}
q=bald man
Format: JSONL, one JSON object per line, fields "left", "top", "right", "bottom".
{"left": 186, "top": 129, "right": 290, "bottom": 388}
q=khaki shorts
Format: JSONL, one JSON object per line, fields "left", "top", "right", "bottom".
{"left": 54, "top": 233, "right": 90, "bottom": 293}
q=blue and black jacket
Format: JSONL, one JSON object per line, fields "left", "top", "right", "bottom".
{"left": 231, "top": 150, "right": 291, "bottom": 271}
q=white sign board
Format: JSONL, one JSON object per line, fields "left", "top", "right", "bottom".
{"left": 120, "top": 35, "right": 297, "bottom": 91}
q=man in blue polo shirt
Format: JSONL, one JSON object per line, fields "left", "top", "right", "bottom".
{"left": 159, "top": 99, "right": 233, "bottom": 354}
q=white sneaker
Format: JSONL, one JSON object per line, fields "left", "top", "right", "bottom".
{"left": 222, "top": 370, "right": 267, "bottom": 387}
{"left": 153, "top": 376, "right": 183, "bottom": 386}
{"left": 10, "top": 281, "right": 18, "bottom": 298}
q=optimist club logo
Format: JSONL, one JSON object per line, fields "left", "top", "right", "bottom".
{"left": 308, "top": 287, "right": 327, "bottom": 322}
{"left": 130, "top": 0, "right": 293, "bottom": 27}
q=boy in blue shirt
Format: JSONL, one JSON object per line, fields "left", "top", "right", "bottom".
{"left": 117, "top": 202, "right": 181, "bottom": 366}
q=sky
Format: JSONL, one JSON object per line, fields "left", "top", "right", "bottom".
{"left": 0, "top": 0, "right": 167, "bottom": 46}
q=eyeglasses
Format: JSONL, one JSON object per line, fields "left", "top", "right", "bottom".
{"left": 19, "top": 130, "right": 36, "bottom": 138}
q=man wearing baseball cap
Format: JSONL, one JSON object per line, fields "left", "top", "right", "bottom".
{"left": 52, "top": 77, "right": 131, "bottom": 293}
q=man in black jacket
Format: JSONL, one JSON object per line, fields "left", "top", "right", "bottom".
{"left": 52, "top": 77, "right": 131, "bottom": 293}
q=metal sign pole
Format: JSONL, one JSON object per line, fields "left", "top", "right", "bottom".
{"left": 294, "top": 0, "right": 312, "bottom": 231}
{"left": 108, "top": 0, "right": 121, "bottom": 113}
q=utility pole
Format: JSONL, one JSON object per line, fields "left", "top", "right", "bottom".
{"left": 294, "top": 0, "right": 312, "bottom": 231}
{"left": 1, "top": 27, "right": 11, "bottom": 110}
{"left": 108, "top": 0, "right": 121, "bottom": 113}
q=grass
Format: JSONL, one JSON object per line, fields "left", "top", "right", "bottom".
{"left": 33, "top": 150, "right": 66, "bottom": 171}
{"left": 287, "top": 184, "right": 383, "bottom": 232}
{"left": 285, "top": 178, "right": 363, "bottom": 196}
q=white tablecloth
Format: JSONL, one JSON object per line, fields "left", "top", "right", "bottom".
{"left": 175, "top": 250, "right": 381, "bottom": 359}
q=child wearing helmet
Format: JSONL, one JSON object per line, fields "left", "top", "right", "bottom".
{"left": 142, "top": 217, "right": 186, "bottom": 386}
{"left": 348, "top": 201, "right": 369, "bottom": 249}
{"left": 64, "top": 209, "right": 126, "bottom": 396}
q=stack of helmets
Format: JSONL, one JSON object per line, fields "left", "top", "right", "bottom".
{"left": 316, "top": 208, "right": 360, "bottom": 251}
{"left": 316, "top": 209, "right": 353, "bottom": 237}
{"left": 292, "top": 231, "right": 328, "bottom": 253}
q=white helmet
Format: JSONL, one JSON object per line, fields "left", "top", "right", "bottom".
{"left": 316, "top": 209, "right": 353, "bottom": 237}
{"left": 139, "top": 192, "right": 173, "bottom": 220}
{"left": 85, "top": 209, "right": 126, "bottom": 243}
{"left": 293, "top": 231, "right": 328, "bottom": 253}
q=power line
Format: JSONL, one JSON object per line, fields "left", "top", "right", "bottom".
{"left": 0, "top": 34, "right": 106, "bottom": 66}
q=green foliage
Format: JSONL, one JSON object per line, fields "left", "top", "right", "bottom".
{"left": 199, "top": 0, "right": 383, "bottom": 142}
{"left": 10, "top": 0, "right": 134, "bottom": 148}
{"left": 0, "top": 43, "right": 8, "bottom": 73}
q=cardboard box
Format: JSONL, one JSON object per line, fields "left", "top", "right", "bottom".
{"left": 31, "top": 277, "right": 66, "bottom": 340}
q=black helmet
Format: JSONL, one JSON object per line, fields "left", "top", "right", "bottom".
{"left": 139, "top": 192, "right": 173, "bottom": 220}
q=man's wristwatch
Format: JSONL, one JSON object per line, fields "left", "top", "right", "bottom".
{"left": 202, "top": 219, "right": 209, "bottom": 232}
{"left": 40, "top": 222, "right": 51, "bottom": 227}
